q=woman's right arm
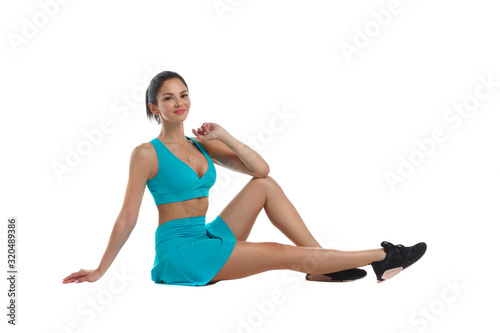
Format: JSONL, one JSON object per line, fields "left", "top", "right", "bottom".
{"left": 62, "top": 144, "right": 153, "bottom": 284}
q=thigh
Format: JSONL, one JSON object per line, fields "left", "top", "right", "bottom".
{"left": 218, "top": 176, "right": 272, "bottom": 240}
{"left": 209, "top": 240, "right": 291, "bottom": 283}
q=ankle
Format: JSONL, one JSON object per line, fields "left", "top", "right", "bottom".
{"left": 373, "top": 248, "right": 386, "bottom": 263}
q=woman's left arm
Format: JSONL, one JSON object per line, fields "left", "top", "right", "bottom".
{"left": 192, "top": 123, "right": 270, "bottom": 177}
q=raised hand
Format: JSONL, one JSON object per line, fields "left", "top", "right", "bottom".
{"left": 192, "top": 122, "right": 227, "bottom": 141}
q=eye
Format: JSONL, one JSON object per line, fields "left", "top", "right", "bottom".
{"left": 164, "top": 94, "right": 188, "bottom": 101}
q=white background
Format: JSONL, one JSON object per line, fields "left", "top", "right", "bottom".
{"left": 1, "top": 0, "right": 499, "bottom": 332}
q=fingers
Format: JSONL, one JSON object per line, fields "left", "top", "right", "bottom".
{"left": 62, "top": 269, "right": 87, "bottom": 284}
{"left": 192, "top": 128, "right": 205, "bottom": 137}
{"left": 75, "top": 276, "right": 86, "bottom": 283}
{"left": 62, "top": 277, "right": 79, "bottom": 284}
{"left": 63, "top": 274, "right": 86, "bottom": 283}
{"left": 62, "top": 273, "right": 78, "bottom": 282}
{"left": 198, "top": 126, "right": 208, "bottom": 135}
{"left": 64, "top": 270, "right": 85, "bottom": 279}
{"left": 193, "top": 122, "right": 211, "bottom": 137}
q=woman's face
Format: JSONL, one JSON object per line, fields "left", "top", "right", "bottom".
{"left": 151, "top": 78, "right": 190, "bottom": 123}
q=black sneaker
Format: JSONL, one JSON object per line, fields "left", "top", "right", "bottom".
{"left": 305, "top": 268, "right": 367, "bottom": 282}
{"left": 371, "top": 241, "right": 427, "bottom": 283}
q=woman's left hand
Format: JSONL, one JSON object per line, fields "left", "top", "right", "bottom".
{"left": 192, "top": 122, "right": 227, "bottom": 141}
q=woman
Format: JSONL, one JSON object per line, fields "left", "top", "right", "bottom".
{"left": 63, "top": 71, "right": 426, "bottom": 286}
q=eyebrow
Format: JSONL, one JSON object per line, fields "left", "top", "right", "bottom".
{"left": 161, "top": 90, "right": 188, "bottom": 97}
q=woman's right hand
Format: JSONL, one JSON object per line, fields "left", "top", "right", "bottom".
{"left": 62, "top": 268, "right": 103, "bottom": 284}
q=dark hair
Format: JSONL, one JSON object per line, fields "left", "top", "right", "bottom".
{"left": 146, "top": 71, "right": 189, "bottom": 124}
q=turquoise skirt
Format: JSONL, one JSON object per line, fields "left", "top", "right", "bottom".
{"left": 151, "top": 215, "right": 236, "bottom": 286}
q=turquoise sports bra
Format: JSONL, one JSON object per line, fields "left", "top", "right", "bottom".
{"left": 146, "top": 136, "right": 217, "bottom": 205}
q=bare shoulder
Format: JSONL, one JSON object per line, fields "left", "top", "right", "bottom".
{"left": 130, "top": 141, "right": 157, "bottom": 179}
{"left": 134, "top": 141, "right": 155, "bottom": 153}
{"left": 132, "top": 141, "right": 156, "bottom": 160}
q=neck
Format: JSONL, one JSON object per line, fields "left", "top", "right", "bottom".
{"left": 158, "top": 120, "right": 187, "bottom": 144}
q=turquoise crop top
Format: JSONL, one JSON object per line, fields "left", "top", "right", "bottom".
{"left": 146, "top": 136, "right": 217, "bottom": 205}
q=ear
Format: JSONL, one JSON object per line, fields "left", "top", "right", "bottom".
{"left": 148, "top": 102, "right": 158, "bottom": 115}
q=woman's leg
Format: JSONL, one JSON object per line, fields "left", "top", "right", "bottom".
{"left": 219, "top": 175, "right": 321, "bottom": 247}
{"left": 210, "top": 241, "right": 385, "bottom": 282}
{"left": 215, "top": 175, "right": 378, "bottom": 282}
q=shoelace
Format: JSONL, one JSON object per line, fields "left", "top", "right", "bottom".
{"left": 382, "top": 241, "right": 404, "bottom": 253}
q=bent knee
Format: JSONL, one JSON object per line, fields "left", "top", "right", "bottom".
{"left": 249, "top": 175, "right": 281, "bottom": 192}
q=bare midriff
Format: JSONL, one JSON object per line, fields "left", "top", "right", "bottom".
{"left": 157, "top": 197, "right": 209, "bottom": 227}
